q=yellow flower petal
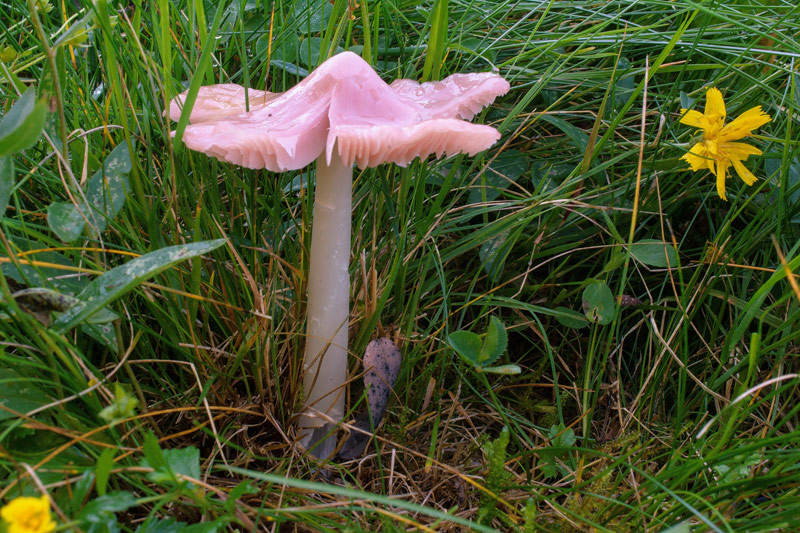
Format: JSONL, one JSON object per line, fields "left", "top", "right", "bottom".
{"left": 679, "top": 109, "right": 705, "bottom": 128}
{"left": 719, "top": 105, "right": 771, "bottom": 141}
{"left": 679, "top": 87, "right": 769, "bottom": 201}
{"left": 682, "top": 142, "right": 712, "bottom": 172}
{"left": 1, "top": 495, "right": 55, "bottom": 533}
{"left": 720, "top": 141, "right": 762, "bottom": 160}
{"left": 732, "top": 158, "right": 758, "bottom": 186}
{"left": 716, "top": 171, "right": 727, "bottom": 201}
{"left": 705, "top": 88, "right": 726, "bottom": 122}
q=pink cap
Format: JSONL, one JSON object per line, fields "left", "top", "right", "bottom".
{"left": 169, "top": 51, "right": 509, "bottom": 172}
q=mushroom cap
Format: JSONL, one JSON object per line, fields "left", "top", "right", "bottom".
{"left": 169, "top": 51, "right": 510, "bottom": 172}
{"left": 169, "top": 83, "right": 280, "bottom": 123}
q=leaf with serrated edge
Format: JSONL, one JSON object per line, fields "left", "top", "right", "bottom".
{"left": 488, "top": 316, "right": 507, "bottom": 362}
{"left": 480, "top": 316, "right": 507, "bottom": 365}
{"left": 52, "top": 239, "right": 226, "bottom": 333}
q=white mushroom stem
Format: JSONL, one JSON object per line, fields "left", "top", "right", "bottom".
{"left": 298, "top": 149, "right": 352, "bottom": 456}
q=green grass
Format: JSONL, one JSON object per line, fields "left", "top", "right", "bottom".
{"left": 1, "top": 0, "right": 799, "bottom": 531}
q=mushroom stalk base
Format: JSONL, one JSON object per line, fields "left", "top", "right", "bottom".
{"left": 298, "top": 150, "right": 352, "bottom": 458}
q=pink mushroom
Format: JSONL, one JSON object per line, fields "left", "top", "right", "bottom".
{"left": 169, "top": 51, "right": 509, "bottom": 458}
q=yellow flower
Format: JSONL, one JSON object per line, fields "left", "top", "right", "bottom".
{"left": 0, "top": 495, "right": 56, "bottom": 533}
{"left": 679, "top": 87, "right": 771, "bottom": 201}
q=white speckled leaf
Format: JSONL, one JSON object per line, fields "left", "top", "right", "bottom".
{"left": 52, "top": 239, "right": 226, "bottom": 333}
{"left": 48, "top": 201, "right": 86, "bottom": 242}
{"left": 84, "top": 141, "right": 132, "bottom": 234}
{"left": 479, "top": 230, "right": 511, "bottom": 283}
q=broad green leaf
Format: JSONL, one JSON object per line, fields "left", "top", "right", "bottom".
{"left": 259, "top": 33, "right": 299, "bottom": 62}
{"left": 468, "top": 150, "right": 529, "bottom": 204}
{"left": 448, "top": 330, "right": 483, "bottom": 366}
{"left": 37, "top": 51, "right": 63, "bottom": 155}
{"left": 530, "top": 160, "right": 573, "bottom": 189}
{"left": 268, "top": 59, "right": 309, "bottom": 77}
{"left": 292, "top": 0, "right": 334, "bottom": 35}
{"left": 136, "top": 518, "right": 229, "bottom": 533}
{"left": 459, "top": 37, "right": 497, "bottom": 64}
{"left": 70, "top": 472, "right": 95, "bottom": 515}
{"left": 0, "top": 87, "right": 48, "bottom": 157}
{"left": 0, "top": 62, "right": 26, "bottom": 94}
{"left": 47, "top": 201, "right": 86, "bottom": 242}
{"left": 765, "top": 156, "right": 800, "bottom": 204}
{"left": 539, "top": 424, "right": 576, "bottom": 478}
{"left": 95, "top": 447, "right": 115, "bottom": 496}
{"left": 4, "top": 425, "right": 70, "bottom": 460}
{"left": 52, "top": 9, "right": 95, "bottom": 48}
{"left": 661, "top": 523, "right": 691, "bottom": 533}
{"left": 630, "top": 239, "right": 678, "bottom": 268}
{"left": 52, "top": 239, "right": 226, "bottom": 332}
{"left": 553, "top": 306, "right": 589, "bottom": 329}
{"left": 140, "top": 436, "right": 200, "bottom": 486}
{"left": 539, "top": 114, "right": 589, "bottom": 153}
{"left": 82, "top": 322, "right": 119, "bottom": 353}
{"left": 582, "top": 280, "right": 615, "bottom": 325}
{"left": 0, "top": 45, "right": 16, "bottom": 63}
{"left": 614, "top": 57, "right": 635, "bottom": 106}
{"left": 549, "top": 423, "right": 576, "bottom": 447}
{"left": 1, "top": 286, "right": 118, "bottom": 328}
{"left": 260, "top": 34, "right": 307, "bottom": 76}
{"left": 480, "top": 316, "right": 508, "bottom": 365}
{"left": 136, "top": 518, "right": 187, "bottom": 533}
{"left": 479, "top": 230, "right": 512, "bottom": 283}
{"left": 162, "top": 446, "right": 200, "bottom": 483}
{"left": 679, "top": 91, "right": 694, "bottom": 110}
{"left": 0, "top": 156, "right": 13, "bottom": 212}
{"left": 142, "top": 430, "right": 167, "bottom": 470}
{"left": 183, "top": 520, "right": 230, "bottom": 533}
{"left": 225, "top": 482, "right": 257, "bottom": 514}
{"left": 0, "top": 369, "right": 50, "bottom": 420}
{"left": 298, "top": 37, "right": 343, "bottom": 68}
{"left": 80, "top": 491, "right": 137, "bottom": 523}
{"left": 1, "top": 236, "right": 82, "bottom": 292}
{"left": 83, "top": 141, "right": 132, "bottom": 233}
{"left": 48, "top": 141, "right": 133, "bottom": 242}
{"left": 712, "top": 452, "right": 761, "bottom": 483}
